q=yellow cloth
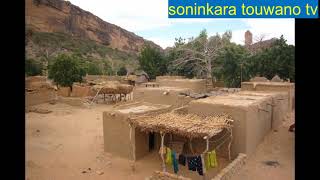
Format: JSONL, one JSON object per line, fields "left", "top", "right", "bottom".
{"left": 205, "top": 153, "right": 210, "bottom": 170}
{"left": 210, "top": 150, "right": 218, "bottom": 168}
{"left": 206, "top": 150, "right": 218, "bottom": 169}
{"left": 165, "top": 147, "right": 172, "bottom": 165}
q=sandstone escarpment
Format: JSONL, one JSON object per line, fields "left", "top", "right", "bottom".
{"left": 26, "top": 0, "right": 162, "bottom": 53}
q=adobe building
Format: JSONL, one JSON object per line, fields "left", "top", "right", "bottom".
{"left": 103, "top": 102, "right": 171, "bottom": 159}
{"left": 241, "top": 81, "right": 295, "bottom": 112}
{"left": 184, "top": 91, "right": 289, "bottom": 158}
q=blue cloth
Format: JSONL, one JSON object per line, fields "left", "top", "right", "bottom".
{"left": 187, "top": 156, "right": 203, "bottom": 176}
{"left": 172, "top": 151, "right": 179, "bottom": 174}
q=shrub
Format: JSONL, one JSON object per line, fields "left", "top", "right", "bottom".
{"left": 25, "top": 58, "right": 43, "bottom": 76}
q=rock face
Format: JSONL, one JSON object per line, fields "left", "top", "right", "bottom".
{"left": 26, "top": 0, "right": 162, "bottom": 53}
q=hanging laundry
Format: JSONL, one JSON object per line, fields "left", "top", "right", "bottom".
{"left": 211, "top": 150, "right": 218, "bottom": 167}
{"left": 172, "top": 151, "right": 179, "bottom": 174}
{"left": 187, "top": 156, "right": 203, "bottom": 176}
{"left": 205, "top": 153, "right": 210, "bottom": 170}
{"left": 178, "top": 154, "right": 186, "bottom": 166}
{"left": 200, "top": 154, "right": 206, "bottom": 174}
{"left": 165, "top": 147, "right": 172, "bottom": 165}
{"left": 206, "top": 150, "right": 218, "bottom": 168}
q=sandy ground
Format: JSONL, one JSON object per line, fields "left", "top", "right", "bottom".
{"left": 26, "top": 102, "right": 294, "bottom": 180}
{"left": 230, "top": 112, "right": 295, "bottom": 180}
{"left": 26, "top": 102, "right": 229, "bottom": 180}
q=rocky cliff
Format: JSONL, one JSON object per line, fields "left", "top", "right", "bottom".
{"left": 26, "top": 0, "right": 162, "bottom": 53}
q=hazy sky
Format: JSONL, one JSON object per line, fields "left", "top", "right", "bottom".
{"left": 68, "top": 0, "right": 295, "bottom": 48}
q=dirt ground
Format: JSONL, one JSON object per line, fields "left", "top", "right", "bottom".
{"left": 26, "top": 102, "right": 294, "bottom": 180}
{"left": 230, "top": 112, "right": 295, "bottom": 180}
{"left": 26, "top": 102, "right": 229, "bottom": 180}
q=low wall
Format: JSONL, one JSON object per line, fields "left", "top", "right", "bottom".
{"left": 25, "top": 76, "right": 57, "bottom": 108}
{"left": 133, "top": 87, "right": 193, "bottom": 108}
{"left": 25, "top": 76, "right": 47, "bottom": 85}
{"left": 57, "top": 87, "right": 71, "bottom": 97}
{"left": 25, "top": 89, "right": 56, "bottom": 108}
{"left": 156, "top": 76, "right": 186, "bottom": 81}
{"left": 57, "top": 97, "right": 88, "bottom": 107}
{"left": 211, "top": 153, "right": 247, "bottom": 180}
{"left": 156, "top": 79, "right": 207, "bottom": 93}
{"left": 241, "top": 82, "right": 294, "bottom": 112}
{"left": 71, "top": 84, "right": 96, "bottom": 97}
{"left": 84, "top": 75, "right": 125, "bottom": 82}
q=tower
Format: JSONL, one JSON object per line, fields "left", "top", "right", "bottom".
{"left": 245, "top": 30, "right": 252, "bottom": 46}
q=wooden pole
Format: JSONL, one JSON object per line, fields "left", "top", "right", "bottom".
{"left": 202, "top": 136, "right": 209, "bottom": 180}
{"left": 160, "top": 132, "right": 166, "bottom": 172}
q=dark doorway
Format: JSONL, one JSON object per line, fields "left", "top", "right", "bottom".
{"left": 149, "top": 132, "right": 155, "bottom": 151}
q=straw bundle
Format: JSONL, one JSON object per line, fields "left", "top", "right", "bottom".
{"left": 127, "top": 75, "right": 137, "bottom": 81}
{"left": 128, "top": 112, "right": 233, "bottom": 138}
{"left": 117, "top": 84, "right": 134, "bottom": 94}
{"left": 91, "top": 81, "right": 122, "bottom": 94}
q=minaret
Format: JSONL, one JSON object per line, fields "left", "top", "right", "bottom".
{"left": 245, "top": 30, "right": 252, "bottom": 46}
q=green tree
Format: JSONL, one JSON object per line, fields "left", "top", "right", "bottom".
{"left": 25, "top": 58, "right": 43, "bottom": 76}
{"left": 48, "top": 54, "right": 85, "bottom": 87}
{"left": 118, "top": 66, "right": 127, "bottom": 76}
{"left": 138, "top": 45, "right": 167, "bottom": 79}
{"left": 214, "top": 44, "right": 251, "bottom": 87}
{"left": 83, "top": 61, "right": 103, "bottom": 75}
{"left": 249, "top": 35, "right": 295, "bottom": 81}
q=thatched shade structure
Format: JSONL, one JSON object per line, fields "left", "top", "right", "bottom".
{"left": 91, "top": 81, "right": 133, "bottom": 95}
{"left": 128, "top": 112, "right": 234, "bottom": 139}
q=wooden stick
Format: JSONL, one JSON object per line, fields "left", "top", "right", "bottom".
{"left": 160, "top": 132, "right": 166, "bottom": 172}
{"left": 228, "top": 128, "right": 233, "bottom": 161}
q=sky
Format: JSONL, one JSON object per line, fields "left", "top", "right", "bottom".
{"left": 68, "top": 0, "right": 295, "bottom": 49}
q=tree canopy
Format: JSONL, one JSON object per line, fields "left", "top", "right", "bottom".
{"left": 214, "top": 35, "right": 295, "bottom": 87}
{"left": 48, "top": 54, "right": 85, "bottom": 87}
{"left": 167, "top": 29, "right": 232, "bottom": 81}
{"left": 138, "top": 45, "right": 167, "bottom": 79}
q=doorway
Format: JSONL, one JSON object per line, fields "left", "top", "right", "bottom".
{"left": 149, "top": 132, "right": 155, "bottom": 151}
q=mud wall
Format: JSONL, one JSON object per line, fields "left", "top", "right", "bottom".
{"left": 25, "top": 90, "right": 56, "bottom": 107}
{"left": 237, "top": 91, "right": 289, "bottom": 130}
{"left": 156, "top": 79, "right": 207, "bottom": 93}
{"left": 186, "top": 102, "right": 247, "bottom": 158}
{"left": 186, "top": 93, "right": 275, "bottom": 158}
{"left": 84, "top": 75, "right": 125, "bottom": 82}
{"left": 25, "top": 76, "right": 57, "bottom": 108}
{"left": 240, "top": 83, "right": 255, "bottom": 91}
{"left": 255, "top": 83, "right": 294, "bottom": 112}
{"left": 103, "top": 111, "right": 149, "bottom": 160}
{"left": 133, "top": 87, "right": 192, "bottom": 108}
{"left": 71, "top": 84, "right": 96, "bottom": 97}
{"left": 241, "top": 82, "right": 294, "bottom": 111}
{"left": 155, "top": 76, "right": 186, "bottom": 81}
